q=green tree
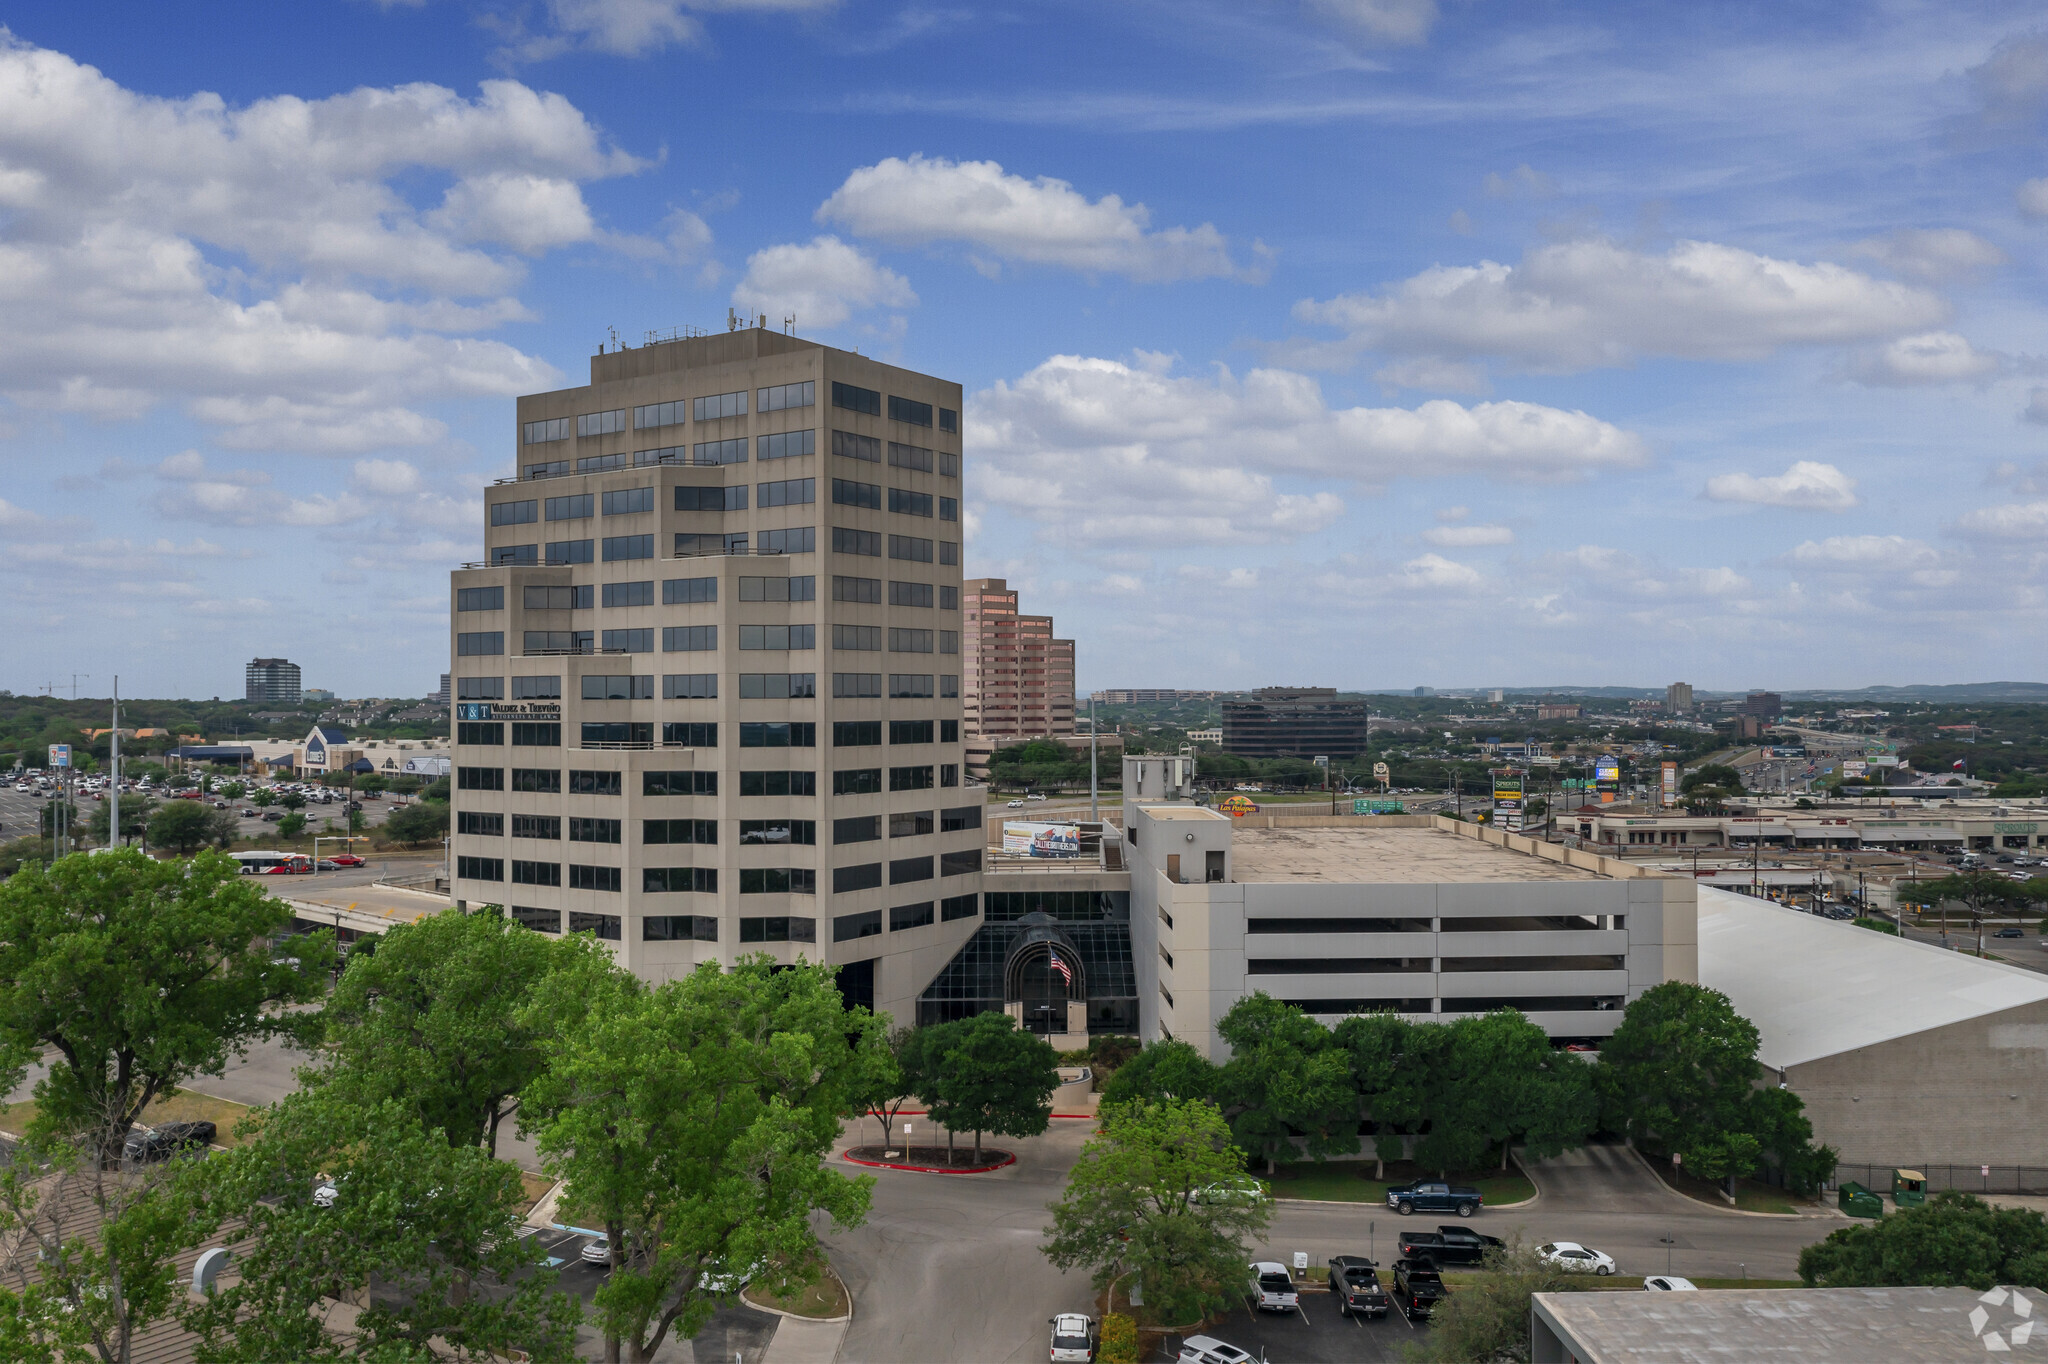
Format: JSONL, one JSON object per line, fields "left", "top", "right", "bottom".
{"left": 1744, "top": 1085, "right": 1837, "bottom": 1196}
{"left": 147, "top": 799, "right": 217, "bottom": 854}
{"left": 319, "top": 910, "right": 608, "bottom": 1156}
{"left": 1900, "top": 871, "right": 2035, "bottom": 950}
{"left": 1097, "top": 1313, "right": 1138, "bottom": 1364}
{"left": 1597, "top": 982, "right": 1759, "bottom": 1157}
{"left": 520, "top": 957, "right": 880, "bottom": 1364}
{"left": 856, "top": 1024, "right": 929, "bottom": 1151}
{"left": 276, "top": 811, "right": 307, "bottom": 841}
{"left": 217, "top": 781, "right": 245, "bottom": 800}
{"left": 1333, "top": 1011, "right": 1411, "bottom": 1177}
{"left": 1215, "top": 994, "right": 1357, "bottom": 1173}
{"left": 277, "top": 791, "right": 305, "bottom": 813}
{"left": 249, "top": 788, "right": 274, "bottom": 809}
{"left": 1800, "top": 1192, "right": 2048, "bottom": 1291}
{"left": 1682, "top": 763, "right": 1746, "bottom": 793}
{"left": 381, "top": 799, "right": 449, "bottom": 847}
{"left": 354, "top": 773, "right": 389, "bottom": 794}
{"left": 87, "top": 793, "right": 156, "bottom": 848}
{"left": 1098, "top": 1038, "right": 1220, "bottom": 1109}
{"left": 1411, "top": 1237, "right": 1585, "bottom": 1364}
{"left": 181, "top": 1089, "right": 580, "bottom": 1363}
{"left": 917, "top": 1011, "right": 1060, "bottom": 1160}
{"left": 421, "top": 775, "right": 452, "bottom": 802}
{"left": 1419, "top": 1010, "right": 1596, "bottom": 1175}
{"left": 0, "top": 849, "right": 332, "bottom": 1158}
{"left": 1041, "top": 1098, "right": 1272, "bottom": 1326}
{"left": 0, "top": 837, "right": 55, "bottom": 878}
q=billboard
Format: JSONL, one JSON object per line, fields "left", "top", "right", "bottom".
{"left": 1218, "top": 795, "right": 1259, "bottom": 816}
{"left": 1491, "top": 769, "right": 1525, "bottom": 832}
{"left": 1594, "top": 754, "right": 1621, "bottom": 804}
{"left": 1842, "top": 760, "right": 1868, "bottom": 778}
{"left": 1660, "top": 762, "right": 1678, "bottom": 807}
{"left": 1002, "top": 821, "right": 1080, "bottom": 858}
{"left": 48, "top": 743, "right": 71, "bottom": 769}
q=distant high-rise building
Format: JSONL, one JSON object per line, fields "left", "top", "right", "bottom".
{"left": 1413, "top": 686, "right": 1434, "bottom": 697}
{"left": 1223, "top": 687, "right": 1367, "bottom": 759}
{"left": 1666, "top": 682, "right": 1694, "bottom": 712}
{"left": 963, "top": 578, "right": 1075, "bottom": 741}
{"left": 245, "top": 658, "right": 301, "bottom": 705}
{"left": 1488, "top": 689, "right": 1505, "bottom": 703}
{"left": 430, "top": 673, "right": 451, "bottom": 705}
{"left": 1742, "top": 691, "right": 1782, "bottom": 720}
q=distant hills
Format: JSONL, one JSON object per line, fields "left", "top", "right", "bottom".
{"left": 1364, "top": 683, "right": 2048, "bottom": 702}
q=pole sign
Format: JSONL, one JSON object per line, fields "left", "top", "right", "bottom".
{"left": 1594, "top": 754, "right": 1621, "bottom": 804}
{"left": 1491, "top": 769, "right": 1525, "bottom": 832}
{"left": 48, "top": 743, "right": 71, "bottom": 769}
{"left": 1372, "top": 761, "right": 1390, "bottom": 786}
{"left": 1660, "top": 762, "right": 1678, "bottom": 807}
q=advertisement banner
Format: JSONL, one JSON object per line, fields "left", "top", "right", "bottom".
{"left": 1595, "top": 754, "right": 1621, "bottom": 804}
{"left": 1842, "top": 760, "right": 1868, "bottom": 778}
{"left": 1491, "top": 769, "right": 1525, "bottom": 832}
{"left": 1002, "top": 821, "right": 1081, "bottom": 858}
{"left": 1218, "top": 795, "right": 1259, "bottom": 817}
{"left": 1660, "top": 762, "right": 1678, "bottom": 807}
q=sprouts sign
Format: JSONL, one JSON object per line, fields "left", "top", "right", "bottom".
{"left": 1594, "top": 754, "right": 1622, "bottom": 803}
{"left": 1491, "top": 769, "right": 1526, "bottom": 832}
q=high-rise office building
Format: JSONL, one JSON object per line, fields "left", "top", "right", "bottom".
{"left": 447, "top": 327, "right": 983, "bottom": 1022}
{"left": 1222, "top": 687, "right": 1367, "bottom": 758}
{"left": 245, "top": 658, "right": 302, "bottom": 705}
{"left": 1666, "top": 681, "right": 1694, "bottom": 712}
{"left": 962, "top": 578, "right": 1075, "bottom": 741}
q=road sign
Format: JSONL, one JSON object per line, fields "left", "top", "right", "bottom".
{"left": 48, "top": 744, "right": 71, "bottom": 768}
{"left": 1373, "top": 761, "right": 1390, "bottom": 782}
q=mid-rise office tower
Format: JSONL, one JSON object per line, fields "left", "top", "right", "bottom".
{"left": 245, "top": 657, "right": 302, "bottom": 705}
{"left": 448, "top": 327, "right": 983, "bottom": 1022}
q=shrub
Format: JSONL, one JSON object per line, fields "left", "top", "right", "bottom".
{"left": 1098, "top": 1313, "right": 1138, "bottom": 1364}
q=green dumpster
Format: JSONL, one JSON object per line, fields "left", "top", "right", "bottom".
{"left": 1838, "top": 1182, "right": 1884, "bottom": 1218}
{"left": 1891, "top": 1169, "right": 1927, "bottom": 1208}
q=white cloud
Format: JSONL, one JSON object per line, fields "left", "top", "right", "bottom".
{"left": 817, "top": 155, "right": 1249, "bottom": 283}
{"left": 1435, "top": 505, "right": 1469, "bottom": 522}
{"left": 1399, "top": 553, "right": 1482, "bottom": 590}
{"left": 1422, "top": 523, "right": 1513, "bottom": 546}
{"left": 352, "top": 458, "right": 424, "bottom": 495}
{"left": 0, "top": 39, "right": 646, "bottom": 452}
{"left": 1848, "top": 331, "right": 2001, "bottom": 386}
{"left": 1305, "top": 0, "right": 1437, "bottom": 46}
{"left": 508, "top": 0, "right": 838, "bottom": 60}
{"left": 970, "top": 353, "right": 1643, "bottom": 546}
{"left": 1703, "top": 461, "right": 1860, "bottom": 511}
{"left": 1293, "top": 237, "right": 1947, "bottom": 373}
{"left": 2026, "top": 389, "right": 2048, "bottom": 426}
{"left": 1788, "top": 534, "right": 1942, "bottom": 567}
{"left": 1973, "top": 31, "right": 2048, "bottom": 119}
{"left": 1849, "top": 228, "right": 2006, "bottom": 282}
{"left": 149, "top": 453, "right": 370, "bottom": 528}
{"left": 732, "top": 235, "right": 915, "bottom": 329}
{"left": 1482, "top": 164, "right": 1555, "bottom": 200}
{"left": 1953, "top": 501, "right": 2048, "bottom": 541}
{"left": 2018, "top": 178, "right": 2048, "bottom": 219}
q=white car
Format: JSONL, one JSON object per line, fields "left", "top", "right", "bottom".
{"left": 1048, "top": 1312, "right": 1097, "bottom": 1363}
{"left": 1177, "top": 1336, "right": 1253, "bottom": 1364}
{"left": 1192, "top": 1178, "right": 1269, "bottom": 1206}
{"left": 1644, "top": 1275, "right": 1698, "bottom": 1291}
{"left": 1249, "top": 1261, "right": 1298, "bottom": 1313}
{"left": 1027, "top": 793, "right": 1047, "bottom": 801}
{"left": 1007, "top": 799, "right": 1025, "bottom": 808}
{"left": 1540, "top": 1241, "right": 1617, "bottom": 1275}
{"left": 313, "top": 1179, "right": 339, "bottom": 1207}
{"left": 582, "top": 1235, "right": 612, "bottom": 1266}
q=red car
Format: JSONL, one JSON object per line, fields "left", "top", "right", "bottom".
{"left": 328, "top": 853, "right": 365, "bottom": 867}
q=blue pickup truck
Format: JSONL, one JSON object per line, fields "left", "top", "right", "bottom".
{"left": 1385, "top": 1180, "right": 1483, "bottom": 1217}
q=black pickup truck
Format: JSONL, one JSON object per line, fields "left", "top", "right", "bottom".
{"left": 1385, "top": 1180, "right": 1483, "bottom": 1216}
{"left": 1391, "top": 1259, "right": 1445, "bottom": 1321}
{"left": 1397, "top": 1225, "right": 1505, "bottom": 1267}
{"left": 1329, "top": 1255, "right": 1390, "bottom": 1319}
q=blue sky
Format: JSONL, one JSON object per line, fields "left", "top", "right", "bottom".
{"left": 2, "top": 0, "right": 2046, "bottom": 699}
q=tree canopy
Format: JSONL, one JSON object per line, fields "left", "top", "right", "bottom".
{"left": 381, "top": 799, "right": 449, "bottom": 847}
{"left": 1098, "top": 1038, "right": 1220, "bottom": 1109}
{"left": 1597, "top": 981, "right": 1759, "bottom": 1157}
{"left": 913, "top": 1012, "right": 1061, "bottom": 1158}
{"left": 1800, "top": 1192, "right": 2048, "bottom": 1291}
{"left": 1215, "top": 994, "right": 1357, "bottom": 1172}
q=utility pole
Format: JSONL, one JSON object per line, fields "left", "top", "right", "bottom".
{"left": 109, "top": 677, "right": 120, "bottom": 850}
{"left": 1088, "top": 696, "right": 1098, "bottom": 824}
{"left": 70, "top": 673, "right": 89, "bottom": 699}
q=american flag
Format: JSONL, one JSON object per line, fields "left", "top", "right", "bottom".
{"left": 1050, "top": 953, "right": 1072, "bottom": 987}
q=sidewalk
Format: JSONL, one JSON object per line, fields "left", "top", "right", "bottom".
{"left": 761, "top": 1315, "right": 847, "bottom": 1364}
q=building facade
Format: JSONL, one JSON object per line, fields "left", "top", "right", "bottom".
{"left": 1221, "top": 687, "right": 1368, "bottom": 759}
{"left": 962, "top": 577, "right": 1075, "bottom": 743}
{"left": 446, "top": 327, "right": 985, "bottom": 1021}
{"left": 245, "top": 658, "right": 302, "bottom": 705}
{"left": 1666, "top": 681, "right": 1694, "bottom": 712}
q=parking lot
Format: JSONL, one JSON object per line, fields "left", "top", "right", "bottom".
{"left": 522, "top": 1224, "right": 783, "bottom": 1360}
{"left": 1155, "top": 1286, "right": 1425, "bottom": 1363}
{"left": 0, "top": 776, "right": 408, "bottom": 849}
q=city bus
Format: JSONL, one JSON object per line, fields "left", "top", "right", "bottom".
{"left": 233, "top": 850, "right": 310, "bottom": 875}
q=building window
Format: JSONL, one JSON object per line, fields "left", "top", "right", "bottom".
{"left": 524, "top": 418, "right": 571, "bottom": 444}
{"left": 888, "top": 395, "right": 933, "bottom": 427}
{"left": 890, "top": 766, "right": 935, "bottom": 792}
{"left": 525, "top": 460, "right": 570, "bottom": 479}
{"left": 833, "top": 429, "right": 881, "bottom": 463}
{"left": 644, "top": 770, "right": 718, "bottom": 796}
{"left": 633, "top": 400, "right": 686, "bottom": 430}
{"left": 740, "top": 575, "right": 817, "bottom": 602}
{"left": 889, "top": 581, "right": 933, "bottom": 608}
{"left": 740, "top": 770, "right": 817, "bottom": 796}
{"left": 512, "top": 722, "right": 561, "bottom": 747}
{"left": 833, "top": 527, "right": 881, "bottom": 557}
{"left": 644, "top": 913, "right": 719, "bottom": 940}
{"left": 492, "top": 499, "right": 539, "bottom": 526}
{"left": 889, "top": 488, "right": 933, "bottom": 518}
{"left": 643, "top": 868, "right": 718, "bottom": 894}
{"left": 892, "top": 720, "right": 934, "bottom": 745}
{"left": 834, "top": 624, "right": 881, "bottom": 651}
{"left": 457, "top": 766, "right": 504, "bottom": 791}
{"left": 759, "top": 381, "right": 815, "bottom": 412}
{"left": 456, "top": 586, "right": 504, "bottom": 612}
{"left": 567, "top": 770, "right": 623, "bottom": 796}
{"left": 457, "top": 721, "right": 504, "bottom": 746}
{"left": 888, "top": 535, "right": 932, "bottom": 563}
{"left": 833, "top": 863, "right": 883, "bottom": 893}
{"left": 694, "top": 390, "right": 747, "bottom": 422}
{"left": 758, "top": 477, "right": 816, "bottom": 508}
{"left": 940, "top": 719, "right": 959, "bottom": 743}
{"left": 832, "top": 382, "right": 881, "bottom": 415}
{"left": 578, "top": 409, "right": 627, "bottom": 438}
{"left": 580, "top": 721, "right": 652, "bottom": 747}
{"left": 940, "top": 805, "right": 982, "bottom": 832}
{"left": 603, "top": 534, "right": 655, "bottom": 562}
{"left": 758, "top": 430, "right": 815, "bottom": 461}
{"left": 940, "top": 675, "right": 959, "bottom": 698}
{"left": 740, "top": 819, "right": 816, "bottom": 845}
{"left": 833, "top": 478, "right": 881, "bottom": 510}
{"left": 569, "top": 817, "right": 622, "bottom": 844}
{"left": 661, "top": 674, "right": 717, "bottom": 700}
{"left": 741, "top": 916, "right": 817, "bottom": 943}
{"left": 569, "top": 911, "right": 622, "bottom": 940}
{"left": 834, "top": 815, "right": 881, "bottom": 844}
{"left": 941, "top": 892, "right": 977, "bottom": 922}
{"left": 514, "top": 675, "right": 563, "bottom": 699}
{"left": 939, "top": 631, "right": 958, "bottom": 655}
{"left": 890, "top": 901, "right": 934, "bottom": 931}
{"left": 940, "top": 586, "right": 958, "bottom": 610}
{"left": 662, "top": 625, "right": 717, "bottom": 652}
{"left": 741, "top": 867, "right": 817, "bottom": 895}
{"left": 546, "top": 493, "right": 593, "bottom": 521}
{"left": 889, "top": 628, "right": 934, "bottom": 654}
{"left": 834, "top": 910, "right": 882, "bottom": 941}
{"left": 739, "top": 624, "right": 816, "bottom": 650}
{"left": 739, "top": 673, "right": 818, "bottom": 698}
{"left": 939, "top": 407, "right": 958, "bottom": 434}
{"left": 525, "top": 628, "right": 594, "bottom": 654}
{"left": 889, "top": 855, "right": 933, "bottom": 885}
{"left": 602, "top": 581, "right": 655, "bottom": 609}
{"left": 940, "top": 849, "right": 981, "bottom": 877}
{"left": 568, "top": 864, "right": 622, "bottom": 892}
{"left": 677, "top": 485, "right": 748, "bottom": 515}
{"left": 512, "top": 814, "right": 560, "bottom": 840}
{"left": 741, "top": 721, "right": 817, "bottom": 748}
{"left": 456, "top": 632, "right": 504, "bottom": 657}
{"left": 491, "top": 545, "right": 538, "bottom": 567}
{"left": 891, "top": 811, "right": 933, "bottom": 838}
{"left": 940, "top": 497, "right": 958, "bottom": 522}
{"left": 546, "top": 539, "right": 594, "bottom": 565}
{"left": 512, "top": 906, "right": 560, "bottom": 933}
{"left": 662, "top": 721, "right": 718, "bottom": 747}
{"left": 512, "top": 860, "right": 561, "bottom": 887}
{"left": 834, "top": 576, "right": 882, "bottom": 604}
{"left": 833, "top": 673, "right": 882, "bottom": 698}
{"left": 663, "top": 576, "right": 718, "bottom": 605}
{"left": 599, "top": 628, "right": 652, "bottom": 653}
{"left": 887, "top": 443, "right": 932, "bottom": 473}
{"left": 458, "top": 677, "right": 504, "bottom": 700}
{"left": 834, "top": 720, "right": 882, "bottom": 746}
{"left": 457, "top": 810, "right": 504, "bottom": 837}
{"left": 758, "top": 527, "right": 815, "bottom": 555}
{"left": 511, "top": 769, "right": 562, "bottom": 794}
{"left": 692, "top": 438, "right": 748, "bottom": 466}
{"left": 578, "top": 453, "right": 626, "bottom": 474}
{"left": 940, "top": 763, "right": 959, "bottom": 787}
{"left": 890, "top": 674, "right": 934, "bottom": 699}
{"left": 524, "top": 585, "right": 591, "bottom": 611}
{"left": 456, "top": 855, "right": 503, "bottom": 881}
{"left": 939, "top": 541, "right": 958, "bottom": 566}
{"left": 834, "top": 768, "right": 882, "bottom": 796}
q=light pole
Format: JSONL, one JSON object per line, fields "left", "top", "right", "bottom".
{"left": 109, "top": 676, "right": 120, "bottom": 850}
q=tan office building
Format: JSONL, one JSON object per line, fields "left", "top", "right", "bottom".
{"left": 446, "top": 327, "right": 986, "bottom": 1022}
{"left": 962, "top": 577, "right": 1075, "bottom": 742}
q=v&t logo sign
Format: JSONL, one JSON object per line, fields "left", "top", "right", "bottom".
{"left": 1970, "top": 1286, "right": 2035, "bottom": 1352}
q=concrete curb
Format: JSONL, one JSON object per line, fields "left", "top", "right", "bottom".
{"left": 740, "top": 1268, "right": 854, "bottom": 1325}
{"left": 842, "top": 1149, "right": 1017, "bottom": 1174}
{"left": 1626, "top": 1145, "right": 1805, "bottom": 1220}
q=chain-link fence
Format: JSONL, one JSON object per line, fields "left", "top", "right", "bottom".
{"left": 1833, "top": 1164, "right": 2048, "bottom": 1197}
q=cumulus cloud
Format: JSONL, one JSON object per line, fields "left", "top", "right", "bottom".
{"left": 1482, "top": 164, "right": 1555, "bottom": 200}
{"left": 1787, "top": 534, "right": 1942, "bottom": 568}
{"left": 2019, "top": 178, "right": 2048, "bottom": 219}
{"left": 817, "top": 156, "right": 1253, "bottom": 283}
{"left": 149, "top": 452, "right": 370, "bottom": 527}
{"left": 1399, "top": 553, "right": 1482, "bottom": 590}
{"left": 1546, "top": 544, "right": 1753, "bottom": 601}
{"left": 352, "top": 458, "right": 424, "bottom": 495}
{"left": 1849, "top": 228, "right": 2006, "bottom": 282}
{"left": 1972, "top": 30, "right": 2048, "bottom": 119}
{"left": 970, "top": 353, "right": 1644, "bottom": 546}
{"left": 1422, "top": 523, "right": 1513, "bottom": 546}
{"left": 1703, "top": 461, "right": 1860, "bottom": 511}
{"left": 731, "top": 235, "right": 915, "bottom": 329}
{"left": 1292, "top": 237, "right": 1947, "bottom": 374}
{"left": 1953, "top": 501, "right": 2048, "bottom": 541}
{"left": 0, "top": 39, "right": 648, "bottom": 451}
{"left": 1847, "top": 331, "right": 2002, "bottom": 387}
{"left": 504, "top": 0, "right": 839, "bottom": 60}
{"left": 1305, "top": 0, "right": 1438, "bottom": 45}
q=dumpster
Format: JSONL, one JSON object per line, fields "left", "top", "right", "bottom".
{"left": 1891, "top": 1169, "right": 1927, "bottom": 1208}
{"left": 1838, "top": 1182, "right": 1884, "bottom": 1218}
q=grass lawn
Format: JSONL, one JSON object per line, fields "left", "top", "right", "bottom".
{"left": 516, "top": 1169, "right": 554, "bottom": 1214}
{"left": 1264, "top": 1158, "right": 1535, "bottom": 1207}
{"left": 743, "top": 1268, "right": 851, "bottom": 1319}
{"left": 1651, "top": 1159, "right": 1804, "bottom": 1215}
{"left": 0, "top": 1088, "right": 256, "bottom": 1146}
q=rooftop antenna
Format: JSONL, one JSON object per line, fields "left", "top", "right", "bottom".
{"left": 784, "top": 314, "right": 797, "bottom": 335}
{"left": 727, "top": 307, "right": 738, "bottom": 332}
{"left": 607, "top": 326, "right": 619, "bottom": 353}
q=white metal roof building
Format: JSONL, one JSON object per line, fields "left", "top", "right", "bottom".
{"left": 1698, "top": 887, "right": 2048, "bottom": 1170}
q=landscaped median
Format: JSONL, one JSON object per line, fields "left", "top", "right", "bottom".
{"left": 843, "top": 1143, "right": 1016, "bottom": 1173}
{"left": 1263, "top": 1158, "right": 1535, "bottom": 1206}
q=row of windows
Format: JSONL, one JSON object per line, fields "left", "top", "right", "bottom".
{"left": 628, "top": 428, "right": 825, "bottom": 469}
{"left": 833, "top": 894, "right": 977, "bottom": 942}
{"left": 496, "top": 525, "right": 944, "bottom": 566}
{"left": 460, "top": 765, "right": 960, "bottom": 796}
{"left": 504, "top": 900, "right": 972, "bottom": 942}
{"left": 825, "top": 480, "right": 959, "bottom": 522}
{"left": 449, "top": 675, "right": 563, "bottom": 700}
{"left": 456, "top": 671, "right": 960, "bottom": 701}
{"left": 462, "top": 808, "right": 967, "bottom": 848}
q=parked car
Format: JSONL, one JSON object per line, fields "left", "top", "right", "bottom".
{"left": 315, "top": 860, "right": 341, "bottom": 871}
{"left": 1248, "top": 1261, "right": 1297, "bottom": 1313}
{"left": 1192, "top": 1178, "right": 1268, "bottom": 1206}
{"left": 582, "top": 1235, "right": 612, "bottom": 1266}
{"left": 1175, "top": 1336, "right": 1253, "bottom": 1364}
{"left": 1329, "top": 1255, "right": 1390, "bottom": 1319}
{"left": 1539, "top": 1241, "right": 1617, "bottom": 1275}
{"left": 1390, "top": 1259, "right": 1444, "bottom": 1320}
{"left": 1644, "top": 1275, "right": 1698, "bottom": 1291}
{"left": 1386, "top": 1180, "right": 1483, "bottom": 1216}
{"left": 123, "top": 1121, "right": 216, "bottom": 1163}
{"left": 1398, "top": 1225, "right": 1505, "bottom": 1267}
{"left": 1048, "top": 1312, "right": 1098, "bottom": 1363}
{"left": 262, "top": 811, "right": 284, "bottom": 822}
{"left": 1027, "top": 793, "right": 1047, "bottom": 802}
{"left": 1007, "top": 799, "right": 1026, "bottom": 808}
{"left": 1996, "top": 927, "right": 2024, "bottom": 939}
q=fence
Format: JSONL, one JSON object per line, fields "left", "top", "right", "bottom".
{"left": 1833, "top": 1163, "right": 2048, "bottom": 1197}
